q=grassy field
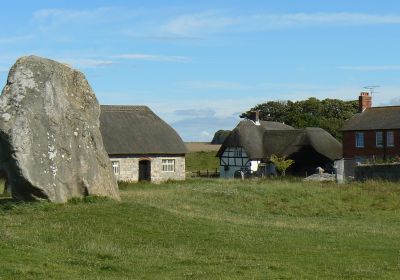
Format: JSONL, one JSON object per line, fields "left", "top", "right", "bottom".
{"left": 1, "top": 179, "right": 400, "bottom": 279}
{"left": 185, "top": 142, "right": 221, "bottom": 153}
{"left": 185, "top": 151, "right": 219, "bottom": 172}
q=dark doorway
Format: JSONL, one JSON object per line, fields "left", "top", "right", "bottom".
{"left": 288, "top": 146, "right": 333, "bottom": 176}
{"left": 139, "top": 160, "right": 151, "bottom": 181}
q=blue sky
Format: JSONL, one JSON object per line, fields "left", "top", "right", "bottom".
{"left": 1, "top": 1, "right": 400, "bottom": 141}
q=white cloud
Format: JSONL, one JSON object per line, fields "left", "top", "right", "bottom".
{"left": 0, "top": 35, "right": 33, "bottom": 44}
{"left": 121, "top": 29, "right": 201, "bottom": 41}
{"left": 32, "top": 7, "right": 142, "bottom": 32}
{"left": 174, "top": 108, "right": 216, "bottom": 118}
{"left": 33, "top": 7, "right": 119, "bottom": 23}
{"left": 154, "top": 97, "right": 265, "bottom": 122}
{"left": 338, "top": 65, "right": 400, "bottom": 71}
{"left": 113, "top": 54, "right": 191, "bottom": 63}
{"left": 201, "top": 131, "right": 210, "bottom": 137}
{"left": 57, "top": 58, "right": 114, "bottom": 68}
{"left": 54, "top": 53, "right": 191, "bottom": 68}
{"left": 163, "top": 11, "right": 239, "bottom": 35}
{"left": 386, "top": 98, "right": 400, "bottom": 106}
{"left": 163, "top": 12, "right": 400, "bottom": 35}
{"left": 181, "top": 80, "right": 250, "bottom": 90}
{"left": 170, "top": 115, "right": 239, "bottom": 141}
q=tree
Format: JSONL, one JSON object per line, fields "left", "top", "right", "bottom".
{"left": 211, "top": 130, "right": 231, "bottom": 144}
{"left": 270, "top": 155, "right": 294, "bottom": 177}
{"left": 240, "top": 98, "right": 358, "bottom": 140}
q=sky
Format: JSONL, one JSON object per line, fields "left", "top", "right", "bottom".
{"left": 1, "top": 0, "right": 400, "bottom": 141}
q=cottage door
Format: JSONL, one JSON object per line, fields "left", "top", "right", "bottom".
{"left": 139, "top": 160, "right": 151, "bottom": 181}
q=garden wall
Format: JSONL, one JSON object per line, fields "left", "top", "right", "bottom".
{"left": 355, "top": 163, "right": 400, "bottom": 181}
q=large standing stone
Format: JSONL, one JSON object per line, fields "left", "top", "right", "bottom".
{"left": 0, "top": 56, "right": 120, "bottom": 202}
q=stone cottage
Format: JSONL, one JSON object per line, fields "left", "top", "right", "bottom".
{"left": 100, "top": 105, "right": 187, "bottom": 182}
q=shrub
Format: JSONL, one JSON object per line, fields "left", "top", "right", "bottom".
{"left": 270, "top": 155, "right": 294, "bottom": 176}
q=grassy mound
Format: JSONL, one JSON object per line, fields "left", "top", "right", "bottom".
{"left": 0, "top": 179, "right": 399, "bottom": 279}
{"left": 185, "top": 151, "right": 219, "bottom": 172}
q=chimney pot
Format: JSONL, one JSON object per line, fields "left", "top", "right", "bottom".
{"left": 249, "top": 111, "right": 260, "bottom": 125}
{"left": 358, "top": 92, "right": 372, "bottom": 113}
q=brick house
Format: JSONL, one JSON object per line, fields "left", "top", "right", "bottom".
{"left": 99, "top": 105, "right": 187, "bottom": 182}
{"left": 342, "top": 92, "right": 400, "bottom": 162}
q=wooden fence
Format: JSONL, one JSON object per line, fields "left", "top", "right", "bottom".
{"left": 188, "top": 168, "right": 220, "bottom": 178}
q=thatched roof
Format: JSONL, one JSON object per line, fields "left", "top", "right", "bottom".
{"left": 216, "top": 120, "right": 294, "bottom": 159}
{"left": 100, "top": 105, "right": 187, "bottom": 155}
{"left": 217, "top": 120, "right": 342, "bottom": 160}
{"left": 342, "top": 106, "right": 400, "bottom": 131}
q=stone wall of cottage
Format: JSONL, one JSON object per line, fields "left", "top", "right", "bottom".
{"left": 109, "top": 155, "right": 185, "bottom": 183}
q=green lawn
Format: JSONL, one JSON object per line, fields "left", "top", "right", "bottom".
{"left": 1, "top": 179, "right": 400, "bottom": 279}
{"left": 185, "top": 151, "right": 219, "bottom": 172}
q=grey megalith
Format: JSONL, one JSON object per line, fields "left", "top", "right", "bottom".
{"left": 0, "top": 56, "right": 120, "bottom": 202}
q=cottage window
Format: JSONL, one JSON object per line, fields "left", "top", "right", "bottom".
{"left": 162, "top": 159, "right": 175, "bottom": 172}
{"left": 376, "top": 131, "right": 383, "bottom": 147}
{"left": 387, "top": 131, "right": 394, "bottom": 147}
{"left": 112, "top": 161, "right": 120, "bottom": 175}
{"left": 355, "top": 132, "right": 364, "bottom": 148}
{"left": 234, "top": 147, "right": 242, "bottom": 157}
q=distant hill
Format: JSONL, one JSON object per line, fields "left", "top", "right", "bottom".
{"left": 211, "top": 130, "right": 231, "bottom": 144}
{"left": 185, "top": 142, "right": 221, "bottom": 152}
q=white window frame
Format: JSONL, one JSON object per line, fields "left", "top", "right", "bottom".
{"left": 376, "top": 131, "right": 383, "bottom": 147}
{"left": 112, "top": 161, "right": 120, "bottom": 175}
{"left": 355, "top": 132, "right": 364, "bottom": 148}
{"left": 387, "top": 131, "right": 395, "bottom": 147}
{"left": 233, "top": 147, "right": 243, "bottom": 157}
{"left": 162, "top": 159, "right": 175, "bottom": 172}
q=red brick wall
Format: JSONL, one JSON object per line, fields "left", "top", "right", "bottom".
{"left": 343, "top": 130, "right": 400, "bottom": 159}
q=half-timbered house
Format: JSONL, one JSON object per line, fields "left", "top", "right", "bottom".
{"left": 217, "top": 113, "right": 342, "bottom": 178}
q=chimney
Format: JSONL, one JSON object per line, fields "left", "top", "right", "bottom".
{"left": 249, "top": 111, "right": 260, "bottom": 125}
{"left": 358, "top": 92, "right": 372, "bottom": 113}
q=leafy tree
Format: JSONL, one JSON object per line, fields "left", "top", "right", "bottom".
{"left": 270, "top": 155, "right": 294, "bottom": 177}
{"left": 240, "top": 98, "right": 358, "bottom": 140}
{"left": 211, "top": 130, "right": 231, "bottom": 144}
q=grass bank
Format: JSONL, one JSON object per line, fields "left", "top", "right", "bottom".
{"left": 1, "top": 179, "right": 400, "bottom": 279}
{"left": 185, "top": 151, "right": 219, "bottom": 172}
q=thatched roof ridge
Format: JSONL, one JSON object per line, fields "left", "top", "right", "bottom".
{"left": 304, "top": 127, "right": 342, "bottom": 160}
{"left": 219, "top": 121, "right": 267, "bottom": 159}
{"left": 216, "top": 120, "right": 294, "bottom": 158}
{"left": 100, "top": 105, "right": 187, "bottom": 155}
{"left": 217, "top": 120, "right": 342, "bottom": 161}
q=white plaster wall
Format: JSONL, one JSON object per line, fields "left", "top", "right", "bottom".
{"left": 220, "top": 166, "right": 243, "bottom": 178}
{"left": 250, "top": 160, "right": 260, "bottom": 172}
{"left": 219, "top": 146, "right": 253, "bottom": 178}
{"left": 109, "top": 155, "right": 185, "bottom": 183}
